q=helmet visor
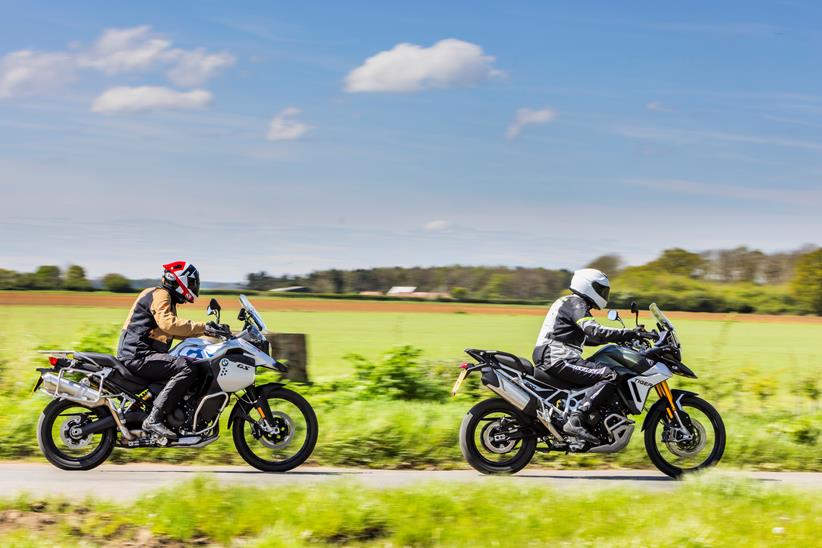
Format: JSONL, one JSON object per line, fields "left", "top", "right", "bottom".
{"left": 591, "top": 281, "right": 610, "bottom": 304}
{"left": 188, "top": 272, "right": 200, "bottom": 297}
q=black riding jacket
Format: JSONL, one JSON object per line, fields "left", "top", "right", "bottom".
{"left": 533, "top": 293, "right": 634, "bottom": 367}
{"left": 117, "top": 287, "right": 205, "bottom": 362}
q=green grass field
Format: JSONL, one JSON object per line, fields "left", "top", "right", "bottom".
{"left": 0, "top": 474, "right": 818, "bottom": 546}
{"left": 0, "top": 301, "right": 819, "bottom": 470}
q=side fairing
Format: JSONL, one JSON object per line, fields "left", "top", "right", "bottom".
{"left": 622, "top": 362, "right": 673, "bottom": 412}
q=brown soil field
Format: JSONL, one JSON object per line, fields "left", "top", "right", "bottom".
{"left": 1, "top": 291, "right": 820, "bottom": 324}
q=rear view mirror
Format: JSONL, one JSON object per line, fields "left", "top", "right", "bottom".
{"left": 607, "top": 309, "right": 620, "bottom": 322}
{"left": 630, "top": 301, "right": 639, "bottom": 326}
{"left": 207, "top": 298, "right": 221, "bottom": 323}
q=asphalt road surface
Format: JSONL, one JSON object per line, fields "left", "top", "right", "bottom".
{"left": 1, "top": 464, "right": 819, "bottom": 501}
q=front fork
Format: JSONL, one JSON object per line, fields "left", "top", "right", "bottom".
{"left": 654, "top": 381, "right": 694, "bottom": 441}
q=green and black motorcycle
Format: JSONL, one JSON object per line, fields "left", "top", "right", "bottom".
{"left": 452, "top": 303, "right": 725, "bottom": 477}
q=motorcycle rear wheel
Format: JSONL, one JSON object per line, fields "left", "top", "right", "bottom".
{"left": 37, "top": 399, "right": 115, "bottom": 471}
{"left": 459, "top": 398, "right": 536, "bottom": 475}
{"left": 644, "top": 395, "right": 725, "bottom": 478}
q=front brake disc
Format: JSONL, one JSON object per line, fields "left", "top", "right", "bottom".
{"left": 666, "top": 419, "right": 707, "bottom": 458}
{"left": 259, "top": 411, "right": 295, "bottom": 450}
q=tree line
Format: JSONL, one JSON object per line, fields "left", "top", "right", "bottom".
{"left": 2, "top": 245, "right": 820, "bottom": 314}
{"left": 246, "top": 246, "right": 822, "bottom": 314}
{"left": 0, "top": 265, "right": 133, "bottom": 292}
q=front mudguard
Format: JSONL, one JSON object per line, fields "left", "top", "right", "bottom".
{"left": 641, "top": 389, "right": 698, "bottom": 431}
{"left": 227, "top": 382, "right": 286, "bottom": 429}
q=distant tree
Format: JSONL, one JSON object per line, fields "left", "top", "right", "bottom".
{"left": 32, "top": 265, "right": 62, "bottom": 289}
{"left": 64, "top": 265, "right": 92, "bottom": 291}
{"left": 101, "top": 273, "right": 133, "bottom": 293}
{"left": 648, "top": 249, "right": 705, "bottom": 277}
{"left": 586, "top": 254, "right": 622, "bottom": 275}
{"left": 451, "top": 286, "right": 469, "bottom": 300}
{"left": 0, "top": 269, "right": 20, "bottom": 289}
{"left": 791, "top": 249, "right": 822, "bottom": 315}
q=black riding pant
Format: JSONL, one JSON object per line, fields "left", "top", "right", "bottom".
{"left": 125, "top": 353, "right": 197, "bottom": 414}
{"left": 534, "top": 347, "right": 616, "bottom": 412}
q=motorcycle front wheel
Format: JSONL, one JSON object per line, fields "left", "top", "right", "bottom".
{"left": 37, "top": 399, "right": 116, "bottom": 470}
{"left": 459, "top": 398, "right": 536, "bottom": 474}
{"left": 232, "top": 387, "right": 318, "bottom": 472}
{"left": 644, "top": 395, "right": 725, "bottom": 478}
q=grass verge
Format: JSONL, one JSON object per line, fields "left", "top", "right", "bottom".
{"left": 0, "top": 473, "right": 819, "bottom": 546}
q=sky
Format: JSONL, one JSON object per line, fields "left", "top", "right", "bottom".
{"left": 0, "top": 1, "right": 820, "bottom": 281}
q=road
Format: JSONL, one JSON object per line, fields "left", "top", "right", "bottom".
{"left": 1, "top": 464, "right": 819, "bottom": 501}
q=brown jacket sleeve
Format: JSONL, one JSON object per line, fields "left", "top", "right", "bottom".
{"left": 150, "top": 288, "right": 206, "bottom": 338}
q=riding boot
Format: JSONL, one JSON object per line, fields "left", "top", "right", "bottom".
{"left": 563, "top": 412, "right": 599, "bottom": 443}
{"left": 142, "top": 406, "right": 177, "bottom": 439}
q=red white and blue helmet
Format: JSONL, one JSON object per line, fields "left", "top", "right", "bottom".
{"left": 162, "top": 261, "right": 200, "bottom": 303}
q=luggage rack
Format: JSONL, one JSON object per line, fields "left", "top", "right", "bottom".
{"left": 37, "top": 350, "right": 110, "bottom": 403}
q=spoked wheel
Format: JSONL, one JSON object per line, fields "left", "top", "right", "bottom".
{"left": 644, "top": 395, "right": 725, "bottom": 478}
{"left": 37, "top": 399, "right": 115, "bottom": 470}
{"left": 232, "top": 388, "right": 318, "bottom": 472}
{"left": 459, "top": 398, "right": 536, "bottom": 474}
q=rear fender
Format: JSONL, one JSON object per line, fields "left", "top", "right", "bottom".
{"left": 227, "top": 382, "right": 286, "bottom": 429}
{"left": 641, "top": 389, "right": 698, "bottom": 431}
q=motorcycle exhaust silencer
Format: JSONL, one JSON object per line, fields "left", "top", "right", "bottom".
{"left": 41, "top": 372, "right": 103, "bottom": 406}
{"left": 485, "top": 371, "right": 537, "bottom": 414}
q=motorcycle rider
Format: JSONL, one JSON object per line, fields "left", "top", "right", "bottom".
{"left": 533, "top": 268, "right": 645, "bottom": 443}
{"left": 117, "top": 261, "right": 229, "bottom": 439}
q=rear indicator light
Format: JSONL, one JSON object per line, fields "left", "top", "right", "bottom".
{"left": 460, "top": 362, "right": 469, "bottom": 369}
{"left": 48, "top": 356, "right": 58, "bottom": 366}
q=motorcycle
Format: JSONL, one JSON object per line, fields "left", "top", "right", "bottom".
{"left": 452, "top": 302, "right": 725, "bottom": 477}
{"left": 33, "top": 295, "right": 318, "bottom": 472}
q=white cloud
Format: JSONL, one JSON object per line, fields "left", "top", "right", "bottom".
{"left": 78, "top": 25, "right": 173, "bottom": 74}
{"left": 0, "top": 50, "right": 75, "bottom": 98}
{"left": 645, "top": 101, "right": 671, "bottom": 112}
{"left": 91, "top": 86, "right": 212, "bottom": 114}
{"left": 345, "top": 38, "right": 503, "bottom": 93}
{"left": 505, "top": 107, "right": 557, "bottom": 140}
{"left": 166, "top": 49, "right": 236, "bottom": 87}
{"left": 267, "top": 107, "right": 312, "bottom": 141}
{"left": 423, "top": 220, "right": 450, "bottom": 232}
{"left": 0, "top": 26, "right": 234, "bottom": 100}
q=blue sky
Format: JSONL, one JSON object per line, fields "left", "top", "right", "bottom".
{"left": 1, "top": 1, "right": 820, "bottom": 280}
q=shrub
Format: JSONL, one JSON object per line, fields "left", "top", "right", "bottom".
{"left": 101, "top": 273, "right": 133, "bottom": 293}
{"left": 345, "top": 346, "right": 448, "bottom": 402}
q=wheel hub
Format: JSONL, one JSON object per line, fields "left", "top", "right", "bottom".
{"left": 60, "top": 417, "right": 91, "bottom": 449}
{"left": 481, "top": 420, "right": 517, "bottom": 454}
{"left": 666, "top": 419, "right": 707, "bottom": 458}
{"left": 258, "top": 411, "right": 295, "bottom": 450}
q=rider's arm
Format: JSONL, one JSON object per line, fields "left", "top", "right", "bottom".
{"left": 150, "top": 288, "right": 206, "bottom": 337}
{"left": 569, "top": 300, "right": 634, "bottom": 345}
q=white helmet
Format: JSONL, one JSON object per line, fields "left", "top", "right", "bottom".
{"left": 570, "top": 268, "right": 611, "bottom": 309}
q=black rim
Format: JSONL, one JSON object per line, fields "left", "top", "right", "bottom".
{"left": 45, "top": 402, "right": 111, "bottom": 463}
{"left": 650, "top": 402, "right": 722, "bottom": 472}
{"left": 239, "top": 395, "right": 314, "bottom": 467}
{"left": 471, "top": 407, "right": 531, "bottom": 467}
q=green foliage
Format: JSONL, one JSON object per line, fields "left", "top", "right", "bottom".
{"left": 32, "top": 265, "right": 62, "bottom": 289}
{"left": 64, "top": 265, "right": 92, "bottom": 291}
{"left": 1, "top": 475, "right": 820, "bottom": 546}
{"left": 345, "top": 345, "right": 448, "bottom": 402}
{"left": 101, "top": 273, "right": 133, "bottom": 293}
{"left": 75, "top": 324, "right": 121, "bottom": 354}
{"left": 790, "top": 248, "right": 822, "bottom": 314}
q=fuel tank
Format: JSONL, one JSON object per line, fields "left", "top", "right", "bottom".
{"left": 589, "top": 344, "right": 648, "bottom": 373}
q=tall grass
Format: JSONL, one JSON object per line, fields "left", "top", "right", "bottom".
{"left": 0, "top": 474, "right": 819, "bottom": 546}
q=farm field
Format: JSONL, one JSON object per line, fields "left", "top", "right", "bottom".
{"left": 0, "top": 293, "right": 819, "bottom": 470}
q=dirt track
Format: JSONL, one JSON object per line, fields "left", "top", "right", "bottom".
{"left": 1, "top": 292, "right": 820, "bottom": 323}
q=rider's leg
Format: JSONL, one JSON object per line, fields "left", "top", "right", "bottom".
{"left": 549, "top": 359, "right": 616, "bottom": 442}
{"left": 127, "top": 354, "right": 197, "bottom": 439}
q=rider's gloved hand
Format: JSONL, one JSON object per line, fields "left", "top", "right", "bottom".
{"left": 632, "top": 326, "right": 655, "bottom": 341}
{"left": 205, "top": 321, "right": 231, "bottom": 338}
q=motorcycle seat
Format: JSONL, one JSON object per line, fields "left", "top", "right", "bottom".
{"left": 492, "top": 352, "right": 579, "bottom": 389}
{"left": 74, "top": 352, "right": 151, "bottom": 392}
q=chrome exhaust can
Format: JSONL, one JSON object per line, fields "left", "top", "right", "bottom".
{"left": 41, "top": 372, "right": 103, "bottom": 406}
{"left": 484, "top": 370, "right": 536, "bottom": 413}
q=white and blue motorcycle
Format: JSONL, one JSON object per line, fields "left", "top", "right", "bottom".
{"left": 34, "top": 295, "right": 318, "bottom": 472}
